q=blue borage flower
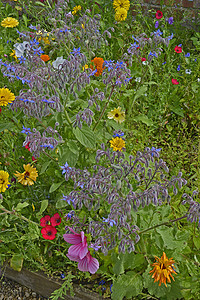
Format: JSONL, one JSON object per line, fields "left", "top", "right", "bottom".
{"left": 177, "top": 65, "right": 181, "bottom": 71}
{"left": 148, "top": 51, "right": 157, "bottom": 58}
{"left": 155, "top": 21, "right": 159, "bottom": 28}
{"left": 62, "top": 194, "right": 74, "bottom": 205}
{"left": 40, "top": 144, "right": 54, "bottom": 149}
{"left": 102, "top": 217, "right": 116, "bottom": 227}
{"left": 19, "top": 98, "right": 35, "bottom": 103}
{"left": 59, "top": 28, "right": 70, "bottom": 33}
{"left": 153, "top": 29, "right": 163, "bottom": 36}
{"left": 70, "top": 47, "right": 81, "bottom": 56}
{"left": 151, "top": 147, "right": 161, "bottom": 157}
{"left": 32, "top": 46, "right": 44, "bottom": 55}
{"left": 99, "top": 280, "right": 106, "bottom": 285}
{"left": 21, "top": 126, "right": 32, "bottom": 135}
{"left": 167, "top": 17, "right": 174, "bottom": 24}
{"left": 60, "top": 162, "right": 72, "bottom": 175}
{"left": 104, "top": 60, "right": 114, "bottom": 71}
{"left": 19, "top": 56, "right": 26, "bottom": 64}
{"left": 16, "top": 30, "right": 27, "bottom": 37}
{"left": 185, "top": 52, "right": 190, "bottom": 57}
{"left": 42, "top": 99, "right": 55, "bottom": 104}
{"left": 60, "top": 274, "right": 65, "bottom": 279}
{"left": 29, "top": 24, "right": 37, "bottom": 30}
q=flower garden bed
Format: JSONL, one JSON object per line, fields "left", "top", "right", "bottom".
{"left": 0, "top": 0, "right": 200, "bottom": 299}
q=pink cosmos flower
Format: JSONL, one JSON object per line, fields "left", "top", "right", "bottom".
{"left": 63, "top": 227, "right": 88, "bottom": 260}
{"left": 172, "top": 78, "right": 179, "bottom": 85}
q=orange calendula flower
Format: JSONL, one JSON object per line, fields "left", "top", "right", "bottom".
{"left": 90, "top": 57, "right": 105, "bottom": 77}
{"left": 149, "top": 252, "right": 177, "bottom": 287}
{"left": 40, "top": 54, "right": 50, "bottom": 62}
{"left": 14, "top": 164, "right": 38, "bottom": 186}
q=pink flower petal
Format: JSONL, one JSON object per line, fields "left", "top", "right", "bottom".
{"left": 67, "top": 253, "right": 80, "bottom": 262}
{"left": 79, "top": 244, "right": 88, "bottom": 260}
{"left": 88, "top": 255, "right": 99, "bottom": 274}
{"left": 78, "top": 256, "right": 89, "bottom": 272}
{"left": 68, "top": 243, "right": 84, "bottom": 257}
{"left": 63, "top": 233, "right": 81, "bottom": 244}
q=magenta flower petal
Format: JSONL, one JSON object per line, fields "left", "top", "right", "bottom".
{"left": 67, "top": 253, "right": 80, "bottom": 262}
{"left": 79, "top": 244, "right": 88, "bottom": 259}
{"left": 68, "top": 243, "right": 86, "bottom": 257}
{"left": 88, "top": 255, "right": 99, "bottom": 274}
{"left": 63, "top": 233, "right": 82, "bottom": 244}
{"left": 78, "top": 256, "right": 89, "bottom": 272}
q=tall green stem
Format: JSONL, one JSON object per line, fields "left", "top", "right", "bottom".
{"left": 138, "top": 214, "right": 187, "bottom": 235}
{"left": 93, "top": 85, "right": 115, "bottom": 131}
{"left": 0, "top": 206, "right": 39, "bottom": 226}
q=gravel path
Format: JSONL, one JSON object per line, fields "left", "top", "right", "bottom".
{"left": 0, "top": 277, "right": 47, "bottom": 300}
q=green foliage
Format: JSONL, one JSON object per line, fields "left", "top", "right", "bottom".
{"left": 49, "top": 272, "right": 75, "bottom": 300}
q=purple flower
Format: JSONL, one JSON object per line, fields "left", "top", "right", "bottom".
{"left": 154, "top": 29, "right": 163, "bottom": 36}
{"left": 155, "top": 21, "right": 159, "bottom": 28}
{"left": 21, "top": 126, "right": 32, "bottom": 135}
{"left": 151, "top": 147, "right": 161, "bottom": 157}
{"left": 70, "top": 47, "right": 81, "bottom": 56}
{"left": 60, "top": 162, "right": 72, "bottom": 175}
{"left": 103, "top": 217, "right": 116, "bottom": 227}
{"left": 167, "top": 17, "right": 174, "bottom": 25}
{"left": 177, "top": 65, "right": 181, "bottom": 71}
{"left": 185, "top": 53, "right": 190, "bottom": 57}
{"left": 62, "top": 194, "right": 74, "bottom": 205}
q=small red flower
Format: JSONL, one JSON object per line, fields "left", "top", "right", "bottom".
{"left": 51, "top": 213, "right": 62, "bottom": 227}
{"left": 172, "top": 78, "right": 179, "bottom": 85}
{"left": 174, "top": 46, "right": 182, "bottom": 53}
{"left": 141, "top": 57, "right": 147, "bottom": 62}
{"left": 0, "top": 108, "right": 2, "bottom": 113}
{"left": 32, "top": 156, "right": 37, "bottom": 162}
{"left": 40, "top": 215, "right": 51, "bottom": 227}
{"left": 25, "top": 142, "right": 31, "bottom": 151}
{"left": 156, "top": 10, "right": 163, "bottom": 19}
{"left": 41, "top": 225, "right": 57, "bottom": 240}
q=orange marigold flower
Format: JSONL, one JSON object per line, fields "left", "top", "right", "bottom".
{"left": 149, "top": 252, "right": 177, "bottom": 287}
{"left": 40, "top": 54, "right": 50, "bottom": 62}
{"left": 90, "top": 57, "right": 105, "bottom": 77}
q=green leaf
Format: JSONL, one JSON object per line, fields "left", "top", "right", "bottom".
{"left": 133, "top": 115, "right": 154, "bottom": 126}
{"left": 193, "top": 235, "right": 200, "bottom": 250}
{"left": 49, "top": 182, "right": 64, "bottom": 193}
{"left": 10, "top": 253, "right": 24, "bottom": 272}
{"left": 73, "top": 126, "right": 96, "bottom": 149}
{"left": 58, "top": 144, "right": 78, "bottom": 167}
{"left": 56, "top": 199, "right": 66, "bottom": 209}
{"left": 113, "top": 255, "right": 125, "bottom": 275}
{"left": 134, "top": 85, "right": 148, "bottom": 101}
{"left": 156, "top": 227, "right": 188, "bottom": 250}
{"left": 40, "top": 160, "right": 52, "bottom": 174}
{"left": 15, "top": 202, "right": 29, "bottom": 211}
{"left": 39, "top": 200, "right": 48, "bottom": 214}
{"left": 22, "top": 14, "right": 28, "bottom": 27}
{"left": 112, "top": 272, "right": 143, "bottom": 300}
{"left": 67, "top": 140, "right": 79, "bottom": 154}
{"left": 0, "top": 122, "right": 13, "bottom": 132}
{"left": 124, "top": 253, "right": 146, "bottom": 270}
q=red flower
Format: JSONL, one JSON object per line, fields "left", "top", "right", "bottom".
{"left": 172, "top": 78, "right": 179, "bottom": 85}
{"left": 25, "top": 142, "right": 31, "bottom": 151}
{"left": 141, "top": 57, "right": 146, "bottom": 62}
{"left": 40, "top": 215, "right": 51, "bottom": 227}
{"left": 51, "top": 213, "right": 62, "bottom": 227}
{"left": 41, "top": 225, "right": 57, "bottom": 240}
{"left": 32, "top": 156, "right": 37, "bottom": 162}
{"left": 174, "top": 46, "right": 182, "bottom": 53}
{"left": 156, "top": 10, "right": 163, "bottom": 19}
{"left": 0, "top": 108, "right": 2, "bottom": 113}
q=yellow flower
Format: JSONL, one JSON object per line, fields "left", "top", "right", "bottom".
{"left": 109, "top": 137, "right": 125, "bottom": 151}
{"left": 0, "top": 88, "right": 15, "bottom": 107}
{"left": 1, "top": 17, "right": 19, "bottom": 28}
{"left": 113, "top": 0, "right": 130, "bottom": 11}
{"left": 115, "top": 8, "right": 128, "bottom": 22}
{"left": 10, "top": 49, "right": 18, "bottom": 62}
{"left": 0, "top": 170, "right": 10, "bottom": 193}
{"left": 72, "top": 5, "right": 81, "bottom": 15}
{"left": 14, "top": 164, "right": 38, "bottom": 186}
{"left": 83, "top": 64, "right": 89, "bottom": 71}
{"left": 149, "top": 252, "right": 177, "bottom": 287}
{"left": 107, "top": 107, "right": 125, "bottom": 123}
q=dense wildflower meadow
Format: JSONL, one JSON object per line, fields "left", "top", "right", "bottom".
{"left": 0, "top": 0, "right": 200, "bottom": 299}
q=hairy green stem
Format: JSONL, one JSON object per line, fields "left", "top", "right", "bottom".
{"left": 0, "top": 206, "right": 39, "bottom": 226}
{"left": 138, "top": 214, "right": 187, "bottom": 235}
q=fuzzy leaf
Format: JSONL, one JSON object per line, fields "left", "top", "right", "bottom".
{"left": 73, "top": 126, "right": 96, "bottom": 149}
{"left": 10, "top": 253, "right": 24, "bottom": 272}
{"left": 49, "top": 182, "right": 64, "bottom": 193}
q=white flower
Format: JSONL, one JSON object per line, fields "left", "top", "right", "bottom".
{"left": 135, "top": 77, "right": 141, "bottom": 82}
{"left": 142, "top": 61, "right": 149, "bottom": 65}
{"left": 185, "top": 69, "right": 192, "bottom": 74}
{"left": 52, "top": 56, "right": 66, "bottom": 69}
{"left": 13, "top": 41, "right": 30, "bottom": 57}
{"left": 197, "top": 78, "right": 200, "bottom": 82}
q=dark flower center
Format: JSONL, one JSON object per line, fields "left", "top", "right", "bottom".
{"left": 0, "top": 179, "right": 5, "bottom": 184}
{"left": 115, "top": 113, "right": 119, "bottom": 117}
{"left": 24, "top": 171, "right": 30, "bottom": 179}
{"left": 56, "top": 218, "right": 61, "bottom": 223}
{"left": 47, "top": 231, "right": 52, "bottom": 236}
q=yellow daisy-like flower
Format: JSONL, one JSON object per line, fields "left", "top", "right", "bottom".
{"left": 0, "top": 170, "right": 10, "bottom": 193}
{"left": 109, "top": 137, "right": 125, "bottom": 151}
{"left": 107, "top": 107, "right": 125, "bottom": 123}
{"left": 83, "top": 64, "right": 89, "bottom": 71}
{"left": 0, "top": 88, "right": 15, "bottom": 107}
{"left": 1, "top": 17, "right": 19, "bottom": 28}
{"left": 72, "top": 5, "right": 81, "bottom": 15}
{"left": 149, "top": 252, "right": 177, "bottom": 287}
{"left": 113, "top": 0, "right": 130, "bottom": 11}
{"left": 115, "top": 8, "right": 128, "bottom": 22}
{"left": 14, "top": 164, "right": 38, "bottom": 186}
